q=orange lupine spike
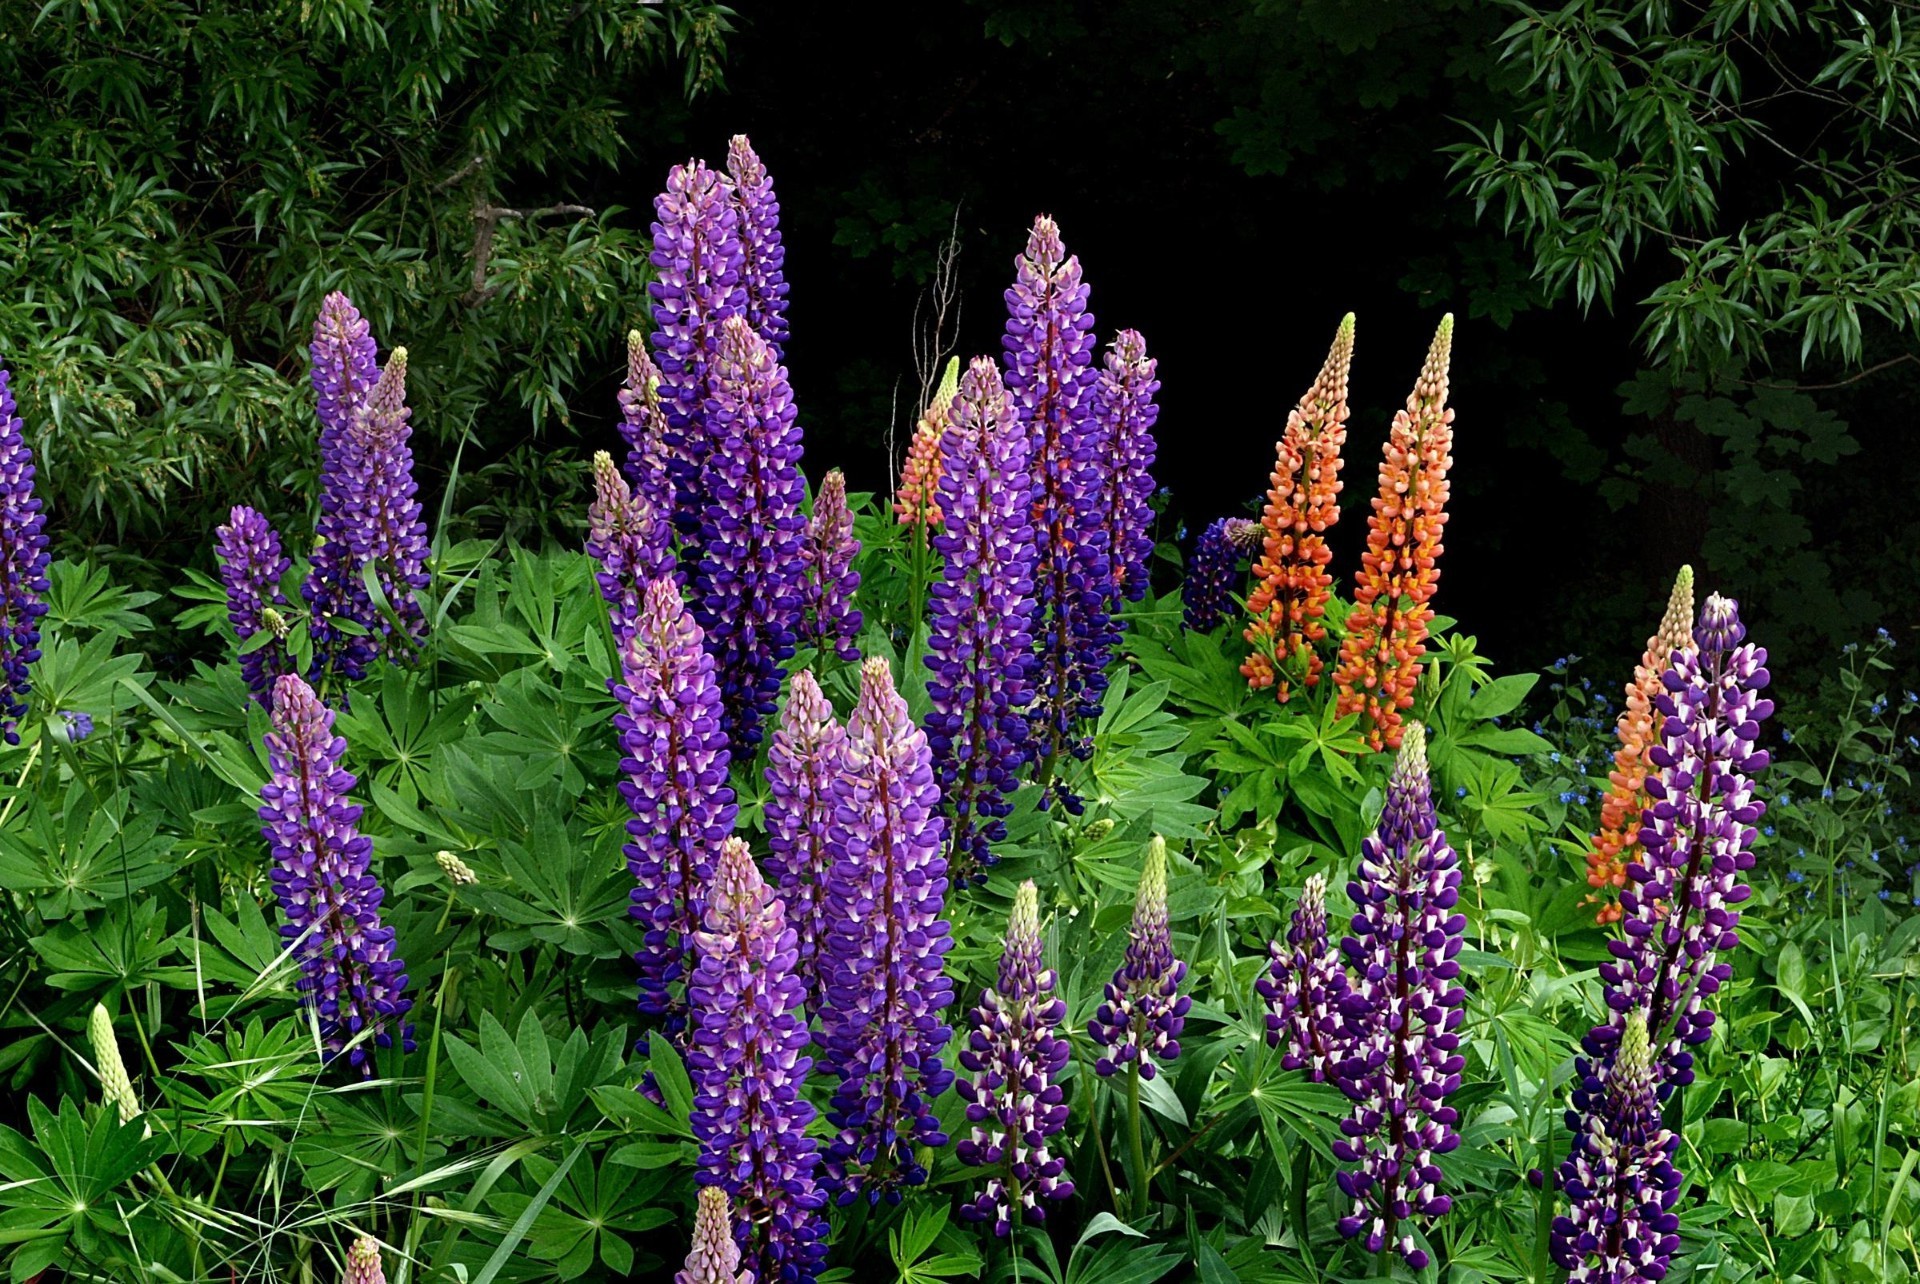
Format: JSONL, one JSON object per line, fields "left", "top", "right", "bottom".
{"left": 1242, "top": 314, "right": 1355, "bottom": 702}
{"left": 894, "top": 357, "right": 961, "bottom": 535}
{"left": 1583, "top": 567, "right": 1695, "bottom": 924}
{"left": 1333, "top": 315, "right": 1455, "bottom": 752}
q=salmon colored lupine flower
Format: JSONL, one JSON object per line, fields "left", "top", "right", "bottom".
{"left": 1243, "top": 314, "right": 1354, "bottom": 702}
{"left": 1333, "top": 316, "right": 1455, "bottom": 751}
{"left": 1584, "top": 567, "right": 1695, "bottom": 924}
{"left": 894, "top": 357, "right": 960, "bottom": 534}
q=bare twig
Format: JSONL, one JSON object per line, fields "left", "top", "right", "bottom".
{"left": 434, "top": 154, "right": 488, "bottom": 193}
{"left": 1740, "top": 352, "right": 1920, "bottom": 391}
{"left": 463, "top": 202, "right": 597, "bottom": 305}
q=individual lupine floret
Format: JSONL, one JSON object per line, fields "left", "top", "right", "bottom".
{"left": 956, "top": 880, "right": 1073, "bottom": 1235}
{"left": 216, "top": 505, "right": 295, "bottom": 707}
{"left": 344, "top": 1236, "right": 386, "bottom": 1284}
{"left": 691, "top": 316, "right": 808, "bottom": 755}
{"left": 1551, "top": 1012, "right": 1682, "bottom": 1283}
{"left": 1256, "top": 872, "right": 1350, "bottom": 1081}
{"left": 1181, "top": 518, "right": 1245, "bottom": 632}
{"left": 1002, "top": 216, "right": 1110, "bottom": 774}
{"left": 924, "top": 357, "right": 1038, "bottom": 877}
{"left": 616, "top": 329, "right": 675, "bottom": 525}
{"left": 258, "top": 674, "right": 413, "bottom": 1069}
{"left": 798, "top": 469, "right": 862, "bottom": 660}
{"left": 676, "top": 1187, "right": 753, "bottom": 1284}
{"left": 894, "top": 358, "right": 960, "bottom": 534}
{"left": 88, "top": 1003, "right": 142, "bottom": 1128}
{"left": 1088, "top": 329, "right": 1160, "bottom": 605}
{"left": 0, "top": 366, "right": 50, "bottom": 745}
{"left": 587, "top": 451, "right": 675, "bottom": 644}
{"left": 1243, "top": 315, "right": 1354, "bottom": 702}
{"left": 1087, "top": 836, "right": 1191, "bottom": 1080}
{"left": 1334, "top": 316, "right": 1455, "bottom": 751}
{"left": 613, "top": 579, "right": 739, "bottom": 1035}
{"left": 650, "top": 158, "right": 747, "bottom": 547}
{"left": 309, "top": 291, "right": 378, "bottom": 451}
{"left": 725, "top": 135, "right": 790, "bottom": 358}
{"left": 1332, "top": 723, "right": 1466, "bottom": 1269}
{"left": 1585, "top": 567, "right": 1696, "bottom": 924}
{"left": 762, "top": 668, "right": 846, "bottom": 1015}
{"left": 687, "top": 837, "right": 826, "bottom": 1284}
{"left": 816, "top": 657, "right": 955, "bottom": 1201}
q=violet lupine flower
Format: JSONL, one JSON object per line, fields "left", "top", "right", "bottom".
{"left": 216, "top": 505, "right": 295, "bottom": 707}
{"left": 688, "top": 836, "right": 827, "bottom": 1284}
{"left": 1331, "top": 722, "right": 1465, "bottom": 1270}
{"left": 677, "top": 1187, "right": 753, "bottom": 1284}
{"left": 257, "top": 674, "right": 413, "bottom": 1070}
{"left": 310, "top": 291, "right": 379, "bottom": 452}
{"left": 762, "top": 668, "right": 846, "bottom": 1015}
{"left": 1553, "top": 593, "right": 1771, "bottom": 1281}
{"left": 726, "top": 135, "right": 790, "bottom": 359}
{"left": 1088, "top": 329, "right": 1160, "bottom": 606}
{"left": 303, "top": 297, "right": 383, "bottom": 684}
{"left": 0, "top": 367, "right": 51, "bottom": 745}
{"left": 587, "top": 451, "right": 675, "bottom": 644}
{"left": 617, "top": 329, "right": 676, "bottom": 529}
{"left": 614, "top": 578, "right": 739, "bottom": 1036}
{"left": 692, "top": 316, "right": 808, "bottom": 755}
{"left": 1181, "top": 518, "right": 1242, "bottom": 633}
{"left": 1002, "top": 216, "right": 1111, "bottom": 782}
{"left": 798, "top": 469, "right": 862, "bottom": 661}
{"left": 650, "top": 159, "right": 746, "bottom": 548}
{"left": 817, "top": 657, "right": 955, "bottom": 1202}
{"left": 1087, "top": 836, "right": 1190, "bottom": 1079}
{"left": 56, "top": 710, "right": 93, "bottom": 744}
{"left": 956, "top": 880, "right": 1073, "bottom": 1235}
{"left": 344, "top": 1236, "right": 386, "bottom": 1284}
{"left": 924, "top": 357, "right": 1038, "bottom": 877}
{"left": 1257, "top": 872, "right": 1351, "bottom": 1081}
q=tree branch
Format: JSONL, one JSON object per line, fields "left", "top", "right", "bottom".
{"left": 462, "top": 202, "right": 598, "bottom": 306}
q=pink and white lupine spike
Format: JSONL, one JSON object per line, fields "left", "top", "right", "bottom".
{"left": 587, "top": 451, "right": 675, "bottom": 643}
{"left": 343, "top": 1236, "right": 386, "bottom": 1284}
{"left": 675, "top": 1186, "right": 754, "bottom": 1284}
{"left": 799, "top": 469, "right": 862, "bottom": 660}
{"left": 762, "top": 668, "right": 847, "bottom": 1016}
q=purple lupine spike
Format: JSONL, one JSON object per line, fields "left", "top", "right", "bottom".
{"left": 1331, "top": 723, "right": 1466, "bottom": 1270}
{"left": 924, "top": 357, "right": 1038, "bottom": 878}
{"left": 691, "top": 316, "right": 808, "bottom": 755}
{"left": 762, "top": 668, "right": 846, "bottom": 1015}
{"left": 1553, "top": 593, "right": 1771, "bottom": 1281}
{"left": 956, "top": 880, "right": 1074, "bottom": 1236}
{"left": 303, "top": 296, "right": 382, "bottom": 686}
{"left": 676, "top": 1187, "right": 753, "bottom": 1284}
{"left": 688, "top": 837, "right": 826, "bottom": 1284}
{"left": 816, "top": 657, "right": 955, "bottom": 1202}
{"left": 257, "top": 674, "right": 413, "bottom": 1071}
{"left": 1002, "top": 216, "right": 1110, "bottom": 788}
{"left": 617, "top": 329, "right": 677, "bottom": 526}
{"left": 0, "top": 367, "right": 51, "bottom": 746}
{"left": 614, "top": 578, "right": 739, "bottom": 1036}
{"left": 725, "top": 135, "right": 789, "bottom": 359}
{"left": 1088, "top": 329, "right": 1160, "bottom": 606}
{"left": 798, "top": 469, "right": 862, "bottom": 661}
{"left": 1087, "top": 836, "right": 1191, "bottom": 1079}
{"left": 588, "top": 451, "right": 675, "bottom": 644}
{"left": 344, "top": 1235, "right": 386, "bottom": 1284}
{"left": 215, "top": 505, "right": 295, "bottom": 708}
{"left": 650, "top": 158, "right": 747, "bottom": 549}
{"left": 1181, "top": 517, "right": 1245, "bottom": 632}
{"left": 309, "top": 292, "right": 379, "bottom": 451}
{"left": 1256, "top": 872, "right": 1351, "bottom": 1081}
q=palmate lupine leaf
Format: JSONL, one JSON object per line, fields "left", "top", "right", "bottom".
{"left": 0, "top": 785, "right": 174, "bottom": 918}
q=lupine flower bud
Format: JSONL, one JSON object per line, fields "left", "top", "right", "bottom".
{"left": 895, "top": 358, "right": 960, "bottom": 533}
{"left": 88, "top": 1004, "right": 143, "bottom": 1129}
{"left": 725, "top": 135, "right": 789, "bottom": 358}
{"left": 1243, "top": 315, "right": 1353, "bottom": 702}
{"left": 344, "top": 1235, "right": 386, "bottom": 1284}
{"left": 1256, "top": 873, "right": 1351, "bottom": 1080}
{"left": 762, "top": 668, "right": 846, "bottom": 1015}
{"left": 798, "top": 469, "right": 862, "bottom": 661}
{"left": 0, "top": 366, "right": 51, "bottom": 745}
{"left": 688, "top": 837, "right": 826, "bottom": 1284}
{"left": 1088, "top": 836, "right": 1190, "bottom": 1079}
{"left": 925, "top": 357, "right": 1038, "bottom": 878}
{"left": 1088, "top": 329, "right": 1160, "bottom": 605}
{"left": 817, "top": 657, "right": 955, "bottom": 1201}
{"left": 676, "top": 1186, "right": 753, "bottom": 1284}
{"left": 588, "top": 451, "right": 675, "bottom": 643}
{"left": 216, "top": 505, "right": 295, "bottom": 707}
{"left": 435, "top": 850, "right": 476, "bottom": 886}
{"left": 617, "top": 330, "right": 676, "bottom": 524}
{"left": 1587, "top": 567, "right": 1696, "bottom": 923}
{"left": 1181, "top": 518, "right": 1243, "bottom": 633}
{"left": 1335, "top": 316, "right": 1455, "bottom": 750}
{"left": 1223, "top": 518, "right": 1264, "bottom": 554}
{"left": 258, "top": 674, "right": 413, "bottom": 1070}
{"left": 1332, "top": 724, "right": 1466, "bottom": 1269}
{"left": 957, "top": 881, "right": 1073, "bottom": 1235}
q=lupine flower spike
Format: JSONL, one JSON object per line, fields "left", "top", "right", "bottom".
{"left": 616, "top": 330, "right": 676, "bottom": 529}
{"left": 1088, "top": 329, "right": 1161, "bottom": 605}
{"left": 258, "top": 674, "right": 413, "bottom": 1070}
{"left": 88, "top": 1004, "right": 144, "bottom": 1130}
{"left": 1182, "top": 518, "right": 1250, "bottom": 632}
{"left": 216, "top": 506, "right": 296, "bottom": 707}
{"left": 1334, "top": 315, "right": 1455, "bottom": 750}
{"left": 799, "top": 469, "right": 862, "bottom": 660}
{"left": 677, "top": 1186, "right": 753, "bottom": 1284}
{"left": 1332, "top": 723, "right": 1466, "bottom": 1269}
{"left": 1088, "top": 836, "right": 1190, "bottom": 1079}
{"left": 817, "top": 657, "right": 955, "bottom": 1202}
{"left": 1554, "top": 593, "right": 1771, "bottom": 1282}
{"left": 687, "top": 837, "right": 826, "bottom": 1284}
{"left": 344, "top": 1236, "right": 386, "bottom": 1284}
{"left": 957, "top": 880, "right": 1073, "bottom": 1235}
{"left": 309, "top": 291, "right": 378, "bottom": 452}
{"left": 1257, "top": 872, "right": 1351, "bottom": 1080}
{"left": 762, "top": 668, "right": 847, "bottom": 1015}
{"left": 1585, "top": 567, "right": 1696, "bottom": 924}
{"left": 895, "top": 358, "right": 960, "bottom": 534}
{"left": 925, "top": 357, "right": 1038, "bottom": 877}
{"left": 725, "top": 135, "right": 790, "bottom": 358}
{"left": 587, "top": 451, "right": 675, "bottom": 644}
{"left": 1244, "top": 314, "right": 1354, "bottom": 701}
{"left": 0, "top": 366, "right": 50, "bottom": 745}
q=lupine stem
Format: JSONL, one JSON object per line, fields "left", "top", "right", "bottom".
{"left": 1126, "top": 1059, "right": 1147, "bottom": 1219}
